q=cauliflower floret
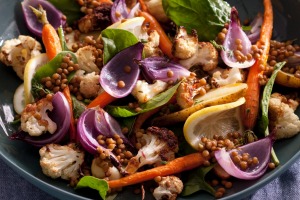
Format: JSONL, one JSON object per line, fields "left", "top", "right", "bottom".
{"left": 268, "top": 93, "right": 300, "bottom": 140}
{"left": 21, "top": 98, "right": 57, "bottom": 136}
{"left": 176, "top": 76, "right": 207, "bottom": 109}
{"left": 79, "top": 72, "right": 103, "bottom": 99}
{"left": 91, "top": 157, "right": 122, "bottom": 180}
{"left": 0, "top": 35, "right": 42, "bottom": 79}
{"left": 125, "top": 126, "right": 178, "bottom": 174}
{"left": 39, "top": 143, "right": 84, "bottom": 180}
{"left": 172, "top": 26, "right": 198, "bottom": 60}
{"left": 131, "top": 80, "right": 168, "bottom": 103}
{"left": 211, "top": 67, "right": 243, "bottom": 88}
{"left": 76, "top": 45, "right": 100, "bottom": 73}
{"left": 143, "top": 30, "right": 163, "bottom": 58}
{"left": 153, "top": 176, "right": 183, "bottom": 200}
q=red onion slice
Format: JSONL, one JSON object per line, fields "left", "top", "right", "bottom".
{"left": 214, "top": 135, "right": 274, "bottom": 180}
{"left": 221, "top": 7, "right": 255, "bottom": 68}
{"left": 21, "top": 0, "right": 66, "bottom": 38}
{"left": 99, "top": 42, "right": 143, "bottom": 98}
{"left": 110, "top": 0, "right": 129, "bottom": 23}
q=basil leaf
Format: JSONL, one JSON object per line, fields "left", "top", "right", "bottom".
{"left": 260, "top": 62, "right": 286, "bottom": 133}
{"left": 182, "top": 165, "right": 215, "bottom": 196}
{"left": 75, "top": 176, "right": 109, "bottom": 200}
{"left": 33, "top": 51, "right": 77, "bottom": 82}
{"left": 106, "top": 81, "right": 181, "bottom": 117}
{"left": 47, "top": 0, "right": 83, "bottom": 24}
{"left": 162, "top": 0, "right": 230, "bottom": 41}
{"left": 101, "top": 29, "right": 139, "bottom": 64}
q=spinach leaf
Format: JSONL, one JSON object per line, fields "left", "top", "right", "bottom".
{"left": 101, "top": 29, "right": 139, "bottom": 64}
{"left": 162, "top": 0, "right": 230, "bottom": 41}
{"left": 33, "top": 51, "right": 77, "bottom": 82}
{"left": 182, "top": 165, "right": 215, "bottom": 196}
{"left": 72, "top": 96, "right": 87, "bottom": 119}
{"left": 260, "top": 62, "right": 286, "bottom": 132}
{"left": 106, "top": 81, "right": 181, "bottom": 117}
{"left": 47, "top": 0, "right": 83, "bottom": 24}
{"left": 75, "top": 176, "right": 109, "bottom": 200}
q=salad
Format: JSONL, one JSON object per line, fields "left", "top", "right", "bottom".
{"left": 0, "top": 0, "right": 300, "bottom": 199}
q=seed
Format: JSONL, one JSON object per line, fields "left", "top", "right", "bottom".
{"left": 268, "top": 162, "right": 276, "bottom": 169}
{"left": 269, "top": 60, "right": 277, "bottom": 66}
{"left": 118, "top": 80, "right": 125, "bottom": 88}
{"left": 240, "top": 161, "right": 248, "bottom": 170}
{"left": 235, "top": 39, "right": 242, "bottom": 45}
{"left": 218, "top": 32, "right": 226, "bottom": 41}
{"left": 124, "top": 65, "right": 131, "bottom": 73}
{"left": 215, "top": 191, "right": 224, "bottom": 198}
{"left": 202, "top": 150, "right": 210, "bottom": 157}
{"left": 167, "top": 70, "right": 174, "bottom": 78}
{"left": 224, "top": 181, "right": 233, "bottom": 189}
{"left": 236, "top": 44, "right": 243, "bottom": 51}
{"left": 217, "top": 187, "right": 226, "bottom": 193}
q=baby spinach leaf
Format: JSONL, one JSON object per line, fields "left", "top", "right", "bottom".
{"left": 33, "top": 51, "right": 77, "bottom": 82}
{"left": 182, "top": 165, "right": 215, "bottom": 196}
{"left": 106, "top": 81, "right": 181, "bottom": 117}
{"left": 47, "top": 0, "right": 83, "bottom": 24}
{"left": 75, "top": 176, "right": 109, "bottom": 200}
{"left": 101, "top": 29, "right": 139, "bottom": 64}
{"left": 162, "top": 0, "right": 230, "bottom": 41}
{"left": 260, "top": 62, "right": 286, "bottom": 133}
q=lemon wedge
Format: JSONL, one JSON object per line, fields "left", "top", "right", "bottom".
{"left": 275, "top": 70, "right": 300, "bottom": 88}
{"left": 13, "top": 83, "right": 26, "bottom": 114}
{"left": 183, "top": 97, "right": 245, "bottom": 150}
{"left": 114, "top": 17, "right": 148, "bottom": 40}
{"left": 24, "top": 53, "right": 48, "bottom": 105}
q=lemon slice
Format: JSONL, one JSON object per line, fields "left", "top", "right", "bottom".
{"left": 13, "top": 83, "right": 25, "bottom": 114}
{"left": 184, "top": 97, "right": 245, "bottom": 150}
{"left": 275, "top": 70, "right": 300, "bottom": 88}
{"left": 24, "top": 53, "right": 48, "bottom": 105}
{"left": 115, "top": 17, "right": 148, "bottom": 40}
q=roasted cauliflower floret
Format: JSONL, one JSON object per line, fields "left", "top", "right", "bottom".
{"left": 211, "top": 67, "right": 243, "bottom": 88}
{"left": 21, "top": 98, "right": 57, "bottom": 136}
{"left": 172, "top": 26, "right": 198, "bottom": 60}
{"left": 268, "top": 93, "right": 300, "bottom": 140}
{"left": 79, "top": 72, "right": 103, "bottom": 99}
{"left": 125, "top": 126, "right": 178, "bottom": 174}
{"left": 153, "top": 176, "right": 183, "bottom": 200}
{"left": 39, "top": 143, "right": 84, "bottom": 180}
{"left": 179, "top": 42, "right": 218, "bottom": 71}
{"left": 176, "top": 76, "right": 207, "bottom": 109}
{"left": 131, "top": 80, "right": 168, "bottom": 103}
{"left": 91, "top": 157, "right": 122, "bottom": 180}
{"left": 144, "top": 30, "right": 163, "bottom": 58}
{"left": 76, "top": 45, "right": 100, "bottom": 73}
{"left": 0, "top": 35, "right": 42, "bottom": 79}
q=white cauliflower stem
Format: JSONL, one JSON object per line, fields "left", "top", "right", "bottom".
{"left": 21, "top": 98, "right": 57, "bottom": 136}
{"left": 0, "top": 35, "right": 42, "bottom": 79}
{"left": 79, "top": 72, "right": 103, "bottom": 99}
{"left": 268, "top": 93, "right": 300, "bottom": 140}
{"left": 39, "top": 143, "right": 84, "bottom": 180}
{"left": 131, "top": 80, "right": 168, "bottom": 103}
{"left": 143, "top": 30, "right": 163, "bottom": 58}
{"left": 153, "top": 176, "right": 183, "bottom": 200}
{"left": 211, "top": 67, "right": 243, "bottom": 88}
{"left": 76, "top": 45, "right": 100, "bottom": 73}
{"left": 91, "top": 157, "right": 122, "bottom": 180}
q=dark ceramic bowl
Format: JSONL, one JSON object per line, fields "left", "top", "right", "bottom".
{"left": 0, "top": 0, "right": 299, "bottom": 199}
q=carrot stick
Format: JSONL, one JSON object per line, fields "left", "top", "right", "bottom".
{"left": 108, "top": 153, "right": 205, "bottom": 188}
{"left": 30, "top": 5, "right": 62, "bottom": 60}
{"left": 62, "top": 86, "right": 77, "bottom": 142}
{"left": 87, "top": 91, "right": 116, "bottom": 108}
{"left": 138, "top": 0, "right": 149, "bottom": 12}
{"left": 240, "top": 0, "right": 273, "bottom": 130}
{"left": 137, "top": 11, "right": 174, "bottom": 59}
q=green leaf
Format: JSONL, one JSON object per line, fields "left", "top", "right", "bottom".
{"left": 47, "top": 0, "right": 83, "bottom": 24}
{"left": 182, "top": 165, "right": 215, "bottom": 196}
{"left": 71, "top": 95, "right": 87, "bottom": 118}
{"left": 260, "top": 62, "right": 286, "bottom": 133}
{"left": 101, "top": 29, "right": 139, "bottom": 64}
{"left": 75, "top": 176, "right": 109, "bottom": 200}
{"left": 106, "top": 81, "right": 181, "bottom": 117}
{"left": 33, "top": 51, "right": 77, "bottom": 82}
{"left": 162, "top": 0, "right": 230, "bottom": 41}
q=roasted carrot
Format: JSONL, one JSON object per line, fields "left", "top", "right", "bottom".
{"left": 30, "top": 5, "right": 62, "bottom": 60}
{"left": 62, "top": 86, "right": 77, "bottom": 142}
{"left": 108, "top": 153, "right": 205, "bottom": 188}
{"left": 138, "top": 0, "right": 149, "bottom": 12}
{"left": 240, "top": 0, "right": 273, "bottom": 130}
{"left": 87, "top": 91, "right": 116, "bottom": 108}
{"left": 137, "top": 11, "right": 174, "bottom": 59}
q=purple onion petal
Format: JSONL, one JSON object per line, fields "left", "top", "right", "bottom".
{"left": 110, "top": 0, "right": 129, "bottom": 23}
{"left": 21, "top": 0, "right": 66, "bottom": 38}
{"left": 138, "top": 56, "right": 191, "bottom": 83}
{"left": 127, "top": 3, "right": 140, "bottom": 19}
{"left": 247, "top": 13, "right": 263, "bottom": 44}
{"left": 100, "top": 42, "right": 143, "bottom": 98}
{"left": 10, "top": 92, "right": 71, "bottom": 147}
{"left": 221, "top": 7, "right": 255, "bottom": 68}
{"left": 214, "top": 135, "right": 274, "bottom": 180}
{"left": 287, "top": 51, "right": 300, "bottom": 67}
